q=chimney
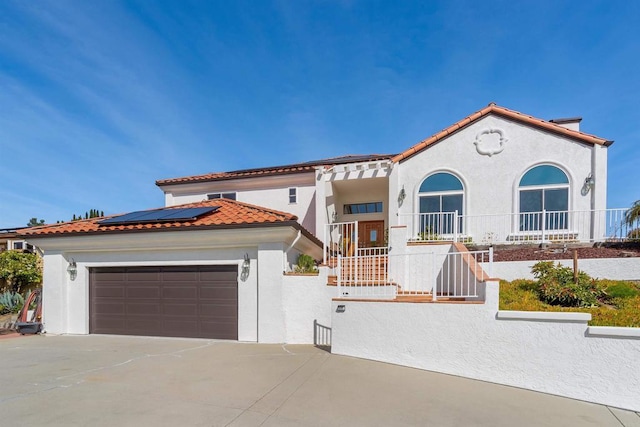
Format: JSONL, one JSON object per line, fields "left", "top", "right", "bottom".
{"left": 549, "top": 117, "right": 582, "bottom": 132}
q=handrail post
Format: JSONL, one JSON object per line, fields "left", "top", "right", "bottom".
{"left": 337, "top": 254, "right": 342, "bottom": 297}
{"left": 323, "top": 225, "right": 327, "bottom": 265}
{"left": 432, "top": 252, "right": 437, "bottom": 301}
{"left": 489, "top": 246, "right": 494, "bottom": 278}
{"left": 541, "top": 209, "right": 546, "bottom": 243}
{"left": 454, "top": 210, "right": 459, "bottom": 242}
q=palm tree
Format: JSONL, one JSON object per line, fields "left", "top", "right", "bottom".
{"left": 626, "top": 200, "right": 640, "bottom": 239}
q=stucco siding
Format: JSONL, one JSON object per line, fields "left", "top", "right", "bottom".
{"left": 394, "top": 115, "right": 603, "bottom": 232}
{"left": 331, "top": 282, "right": 640, "bottom": 412}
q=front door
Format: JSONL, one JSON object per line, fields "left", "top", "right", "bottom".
{"left": 358, "top": 221, "right": 385, "bottom": 248}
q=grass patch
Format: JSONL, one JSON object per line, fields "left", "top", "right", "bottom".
{"left": 499, "top": 278, "right": 640, "bottom": 327}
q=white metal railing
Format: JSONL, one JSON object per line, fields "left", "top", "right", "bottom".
{"left": 434, "top": 249, "right": 491, "bottom": 300}
{"left": 336, "top": 248, "right": 492, "bottom": 300}
{"left": 400, "top": 208, "right": 637, "bottom": 244}
{"left": 323, "top": 221, "right": 358, "bottom": 273}
{"left": 337, "top": 248, "right": 391, "bottom": 298}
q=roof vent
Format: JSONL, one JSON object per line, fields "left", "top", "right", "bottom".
{"left": 549, "top": 117, "right": 582, "bottom": 132}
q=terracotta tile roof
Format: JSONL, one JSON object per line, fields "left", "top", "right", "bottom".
{"left": 391, "top": 103, "right": 613, "bottom": 163}
{"left": 19, "top": 199, "right": 299, "bottom": 237}
{"left": 156, "top": 154, "right": 395, "bottom": 186}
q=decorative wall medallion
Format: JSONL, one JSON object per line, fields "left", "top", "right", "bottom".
{"left": 474, "top": 128, "right": 507, "bottom": 157}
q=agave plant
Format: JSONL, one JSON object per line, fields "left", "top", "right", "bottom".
{"left": 0, "top": 291, "right": 24, "bottom": 315}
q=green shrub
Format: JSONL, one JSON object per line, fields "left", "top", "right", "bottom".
{"left": 294, "top": 254, "right": 317, "bottom": 273}
{"left": 531, "top": 261, "right": 605, "bottom": 307}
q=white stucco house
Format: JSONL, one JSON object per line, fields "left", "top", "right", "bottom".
{"left": 21, "top": 103, "right": 620, "bottom": 343}
{"left": 158, "top": 103, "right": 614, "bottom": 249}
{"left": 19, "top": 103, "right": 640, "bottom": 412}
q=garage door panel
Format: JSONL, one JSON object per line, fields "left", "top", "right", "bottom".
{"left": 93, "top": 302, "right": 126, "bottom": 315}
{"left": 125, "top": 269, "right": 161, "bottom": 281}
{"left": 164, "top": 303, "right": 198, "bottom": 316}
{"left": 199, "top": 303, "right": 237, "bottom": 317}
{"left": 199, "top": 270, "right": 237, "bottom": 281}
{"left": 127, "top": 303, "right": 161, "bottom": 315}
{"left": 92, "top": 318, "right": 127, "bottom": 332}
{"left": 93, "top": 286, "right": 125, "bottom": 298}
{"left": 127, "top": 318, "right": 162, "bottom": 332}
{"left": 126, "top": 286, "right": 161, "bottom": 299}
{"left": 201, "top": 322, "right": 237, "bottom": 339}
{"left": 163, "top": 286, "right": 198, "bottom": 299}
{"left": 93, "top": 270, "right": 126, "bottom": 282}
{"left": 200, "top": 286, "right": 237, "bottom": 299}
{"left": 90, "top": 266, "right": 238, "bottom": 339}
{"left": 161, "top": 270, "right": 199, "bottom": 282}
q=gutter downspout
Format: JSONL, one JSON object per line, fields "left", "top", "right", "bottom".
{"left": 283, "top": 230, "right": 302, "bottom": 272}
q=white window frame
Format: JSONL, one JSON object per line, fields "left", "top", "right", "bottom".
{"left": 288, "top": 187, "right": 297, "bottom": 204}
{"left": 207, "top": 192, "right": 237, "bottom": 200}
{"left": 516, "top": 164, "right": 571, "bottom": 233}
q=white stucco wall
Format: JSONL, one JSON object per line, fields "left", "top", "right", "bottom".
{"left": 331, "top": 282, "right": 640, "bottom": 411}
{"left": 391, "top": 115, "right": 608, "bottom": 242}
{"left": 486, "top": 257, "right": 640, "bottom": 281}
{"left": 162, "top": 173, "right": 318, "bottom": 234}
{"left": 40, "top": 248, "right": 259, "bottom": 340}
{"left": 30, "top": 227, "right": 323, "bottom": 344}
{"left": 282, "top": 270, "right": 337, "bottom": 344}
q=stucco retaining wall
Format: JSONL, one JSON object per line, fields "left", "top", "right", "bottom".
{"left": 282, "top": 270, "right": 336, "bottom": 344}
{"left": 486, "top": 257, "right": 640, "bottom": 281}
{"left": 331, "top": 281, "right": 640, "bottom": 411}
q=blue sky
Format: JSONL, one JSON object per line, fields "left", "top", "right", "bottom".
{"left": 1, "top": 0, "right": 639, "bottom": 227}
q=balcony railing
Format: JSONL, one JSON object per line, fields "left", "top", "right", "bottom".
{"left": 400, "top": 208, "right": 637, "bottom": 244}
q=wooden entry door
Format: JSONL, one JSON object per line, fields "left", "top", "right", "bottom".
{"left": 358, "top": 221, "right": 385, "bottom": 248}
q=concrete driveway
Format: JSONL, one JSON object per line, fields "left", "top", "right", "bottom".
{"left": 0, "top": 335, "right": 637, "bottom": 427}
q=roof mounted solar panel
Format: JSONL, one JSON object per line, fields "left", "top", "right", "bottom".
{"left": 99, "top": 206, "right": 219, "bottom": 226}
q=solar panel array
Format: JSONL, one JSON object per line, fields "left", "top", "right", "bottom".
{"left": 98, "top": 207, "right": 219, "bottom": 226}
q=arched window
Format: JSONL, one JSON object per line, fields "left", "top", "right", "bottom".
{"left": 418, "top": 172, "right": 464, "bottom": 235}
{"left": 519, "top": 165, "right": 569, "bottom": 231}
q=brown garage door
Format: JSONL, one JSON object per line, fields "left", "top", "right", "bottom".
{"left": 90, "top": 265, "right": 238, "bottom": 339}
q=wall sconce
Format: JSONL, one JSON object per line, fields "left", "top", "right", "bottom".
{"left": 67, "top": 258, "right": 77, "bottom": 281}
{"left": 240, "top": 253, "right": 250, "bottom": 281}
{"left": 398, "top": 186, "right": 406, "bottom": 206}
{"left": 581, "top": 173, "right": 595, "bottom": 196}
{"left": 331, "top": 211, "right": 338, "bottom": 223}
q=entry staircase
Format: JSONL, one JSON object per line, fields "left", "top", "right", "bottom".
{"left": 325, "top": 244, "right": 491, "bottom": 302}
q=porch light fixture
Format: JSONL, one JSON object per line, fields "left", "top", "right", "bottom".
{"left": 67, "top": 258, "right": 77, "bottom": 281}
{"left": 398, "top": 186, "right": 406, "bottom": 206}
{"left": 331, "top": 211, "right": 338, "bottom": 223}
{"left": 581, "top": 173, "right": 595, "bottom": 195}
{"left": 241, "top": 253, "right": 250, "bottom": 281}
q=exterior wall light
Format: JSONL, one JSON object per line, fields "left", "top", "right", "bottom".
{"left": 67, "top": 258, "right": 77, "bottom": 281}
{"left": 398, "top": 186, "right": 406, "bottom": 206}
{"left": 581, "top": 173, "right": 595, "bottom": 195}
{"left": 240, "top": 253, "right": 250, "bottom": 281}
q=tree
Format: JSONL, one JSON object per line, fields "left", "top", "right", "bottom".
{"left": 626, "top": 200, "right": 640, "bottom": 226}
{"left": 26, "top": 218, "right": 45, "bottom": 227}
{"left": 626, "top": 200, "right": 640, "bottom": 239}
{"left": 0, "top": 251, "right": 42, "bottom": 293}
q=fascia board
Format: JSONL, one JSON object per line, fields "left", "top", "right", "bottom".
{"left": 26, "top": 227, "right": 303, "bottom": 253}
{"left": 159, "top": 171, "right": 316, "bottom": 195}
